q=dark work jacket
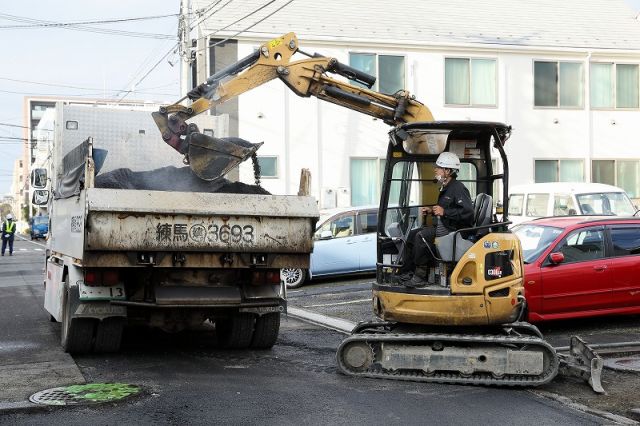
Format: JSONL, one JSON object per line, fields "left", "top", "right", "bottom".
{"left": 437, "top": 179, "right": 474, "bottom": 232}
{"left": 2, "top": 220, "right": 16, "bottom": 240}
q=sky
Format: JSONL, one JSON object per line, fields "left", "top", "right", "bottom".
{"left": 0, "top": 1, "right": 182, "bottom": 194}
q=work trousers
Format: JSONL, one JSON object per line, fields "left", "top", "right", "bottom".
{"left": 401, "top": 227, "right": 437, "bottom": 274}
{"left": 2, "top": 236, "right": 14, "bottom": 255}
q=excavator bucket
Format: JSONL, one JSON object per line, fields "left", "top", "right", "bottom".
{"left": 185, "top": 133, "right": 263, "bottom": 181}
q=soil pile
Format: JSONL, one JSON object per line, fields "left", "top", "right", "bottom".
{"left": 95, "top": 166, "right": 270, "bottom": 195}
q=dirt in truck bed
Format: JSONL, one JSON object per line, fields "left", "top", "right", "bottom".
{"left": 95, "top": 166, "right": 271, "bottom": 195}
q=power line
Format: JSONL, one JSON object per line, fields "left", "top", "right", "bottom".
{"left": 0, "top": 76, "right": 177, "bottom": 93}
{"left": 190, "top": 0, "right": 233, "bottom": 31}
{"left": 0, "top": 12, "right": 176, "bottom": 39}
{"left": 193, "top": 0, "right": 294, "bottom": 55}
{"left": 0, "top": 88, "right": 178, "bottom": 98}
{"left": 117, "top": 48, "right": 178, "bottom": 101}
{"left": 0, "top": 122, "right": 29, "bottom": 129}
{"left": 119, "top": 0, "right": 294, "bottom": 101}
{"left": 118, "top": 0, "right": 241, "bottom": 100}
{"left": 0, "top": 13, "right": 179, "bottom": 29}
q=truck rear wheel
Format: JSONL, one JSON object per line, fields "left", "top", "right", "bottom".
{"left": 216, "top": 313, "right": 255, "bottom": 349}
{"left": 251, "top": 312, "right": 281, "bottom": 349}
{"left": 61, "top": 284, "right": 95, "bottom": 354}
{"left": 94, "top": 317, "right": 124, "bottom": 353}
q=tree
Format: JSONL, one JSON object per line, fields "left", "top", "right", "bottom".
{"left": 0, "top": 203, "right": 12, "bottom": 219}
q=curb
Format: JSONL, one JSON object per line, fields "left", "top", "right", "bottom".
{"left": 0, "top": 401, "right": 55, "bottom": 415}
{"left": 532, "top": 390, "right": 639, "bottom": 425}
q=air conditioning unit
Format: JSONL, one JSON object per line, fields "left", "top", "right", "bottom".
{"left": 321, "top": 188, "right": 336, "bottom": 209}
{"left": 337, "top": 187, "right": 351, "bottom": 207}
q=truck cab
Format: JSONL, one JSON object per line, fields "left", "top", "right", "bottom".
{"left": 30, "top": 215, "right": 49, "bottom": 240}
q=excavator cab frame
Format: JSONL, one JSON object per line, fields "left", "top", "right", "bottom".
{"left": 372, "top": 121, "right": 524, "bottom": 326}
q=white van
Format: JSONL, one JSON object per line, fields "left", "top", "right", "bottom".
{"left": 508, "top": 182, "right": 638, "bottom": 225}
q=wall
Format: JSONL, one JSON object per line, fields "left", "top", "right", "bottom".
{"left": 224, "top": 39, "right": 640, "bottom": 204}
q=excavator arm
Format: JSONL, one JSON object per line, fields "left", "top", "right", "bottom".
{"left": 153, "top": 32, "right": 433, "bottom": 179}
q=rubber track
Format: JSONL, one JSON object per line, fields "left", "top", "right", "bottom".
{"left": 336, "top": 333, "right": 559, "bottom": 387}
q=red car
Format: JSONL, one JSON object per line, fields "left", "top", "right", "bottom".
{"left": 512, "top": 216, "right": 640, "bottom": 323}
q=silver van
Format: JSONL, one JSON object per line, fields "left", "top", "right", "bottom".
{"left": 508, "top": 182, "right": 637, "bottom": 225}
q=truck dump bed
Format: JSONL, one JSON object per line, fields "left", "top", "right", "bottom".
{"left": 85, "top": 188, "right": 317, "bottom": 253}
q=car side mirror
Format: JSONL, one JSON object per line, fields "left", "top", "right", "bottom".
{"left": 32, "top": 190, "right": 50, "bottom": 206}
{"left": 319, "top": 230, "right": 333, "bottom": 240}
{"left": 549, "top": 252, "right": 565, "bottom": 265}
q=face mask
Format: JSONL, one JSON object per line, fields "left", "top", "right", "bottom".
{"left": 434, "top": 174, "right": 444, "bottom": 183}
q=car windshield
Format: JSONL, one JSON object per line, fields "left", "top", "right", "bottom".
{"left": 32, "top": 216, "right": 48, "bottom": 225}
{"left": 576, "top": 192, "right": 636, "bottom": 216}
{"left": 512, "top": 224, "right": 564, "bottom": 264}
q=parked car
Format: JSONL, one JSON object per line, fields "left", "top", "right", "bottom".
{"left": 512, "top": 216, "right": 640, "bottom": 322}
{"left": 281, "top": 206, "right": 378, "bottom": 288}
{"left": 508, "top": 182, "right": 638, "bottom": 225}
{"left": 30, "top": 215, "right": 49, "bottom": 240}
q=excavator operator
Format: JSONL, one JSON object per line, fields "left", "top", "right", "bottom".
{"left": 399, "top": 152, "right": 474, "bottom": 287}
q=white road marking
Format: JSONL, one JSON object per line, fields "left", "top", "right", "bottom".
{"left": 287, "top": 307, "right": 355, "bottom": 334}
{"left": 302, "top": 298, "right": 370, "bottom": 308}
{"left": 19, "top": 249, "right": 27, "bottom": 251}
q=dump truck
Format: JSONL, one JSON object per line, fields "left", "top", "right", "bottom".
{"left": 35, "top": 104, "right": 318, "bottom": 353}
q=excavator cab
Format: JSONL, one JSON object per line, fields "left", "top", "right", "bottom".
{"left": 373, "top": 121, "right": 524, "bottom": 326}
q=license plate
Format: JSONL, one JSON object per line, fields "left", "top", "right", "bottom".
{"left": 79, "top": 282, "right": 126, "bottom": 301}
{"left": 240, "top": 306, "right": 284, "bottom": 314}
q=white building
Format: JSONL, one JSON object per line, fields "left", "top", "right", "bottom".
{"left": 186, "top": 0, "right": 640, "bottom": 206}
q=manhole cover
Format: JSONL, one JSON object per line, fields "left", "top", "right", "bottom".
{"left": 29, "top": 383, "right": 141, "bottom": 406}
{"left": 604, "top": 356, "right": 640, "bottom": 373}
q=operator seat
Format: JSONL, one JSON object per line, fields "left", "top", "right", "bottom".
{"left": 435, "top": 193, "right": 493, "bottom": 262}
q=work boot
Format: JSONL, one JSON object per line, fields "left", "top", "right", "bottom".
{"left": 392, "top": 272, "right": 413, "bottom": 285}
{"left": 405, "top": 266, "right": 428, "bottom": 288}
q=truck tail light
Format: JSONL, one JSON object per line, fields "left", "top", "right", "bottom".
{"left": 84, "top": 271, "right": 98, "bottom": 285}
{"left": 251, "top": 270, "right": 281, "bottom": 285}
{"left": 103, "top": 270, "right": 120, "bottom": 286}
{"left": 265, "top": 271, "right": 281, "bottom": 284}
{"left": 84, "top": 270, "right": 120, "bottom": 286}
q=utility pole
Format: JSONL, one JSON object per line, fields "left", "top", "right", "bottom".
{"left": 180, "top": 0, "right": 192, "bottom": 97}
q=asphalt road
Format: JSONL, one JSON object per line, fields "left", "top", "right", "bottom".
{"left": 0, "top": 239, "right": 632, "bottom": 425}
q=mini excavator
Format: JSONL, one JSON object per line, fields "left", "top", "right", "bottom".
{"left": 153, "top": 32, "right": 606, "bottom": 389}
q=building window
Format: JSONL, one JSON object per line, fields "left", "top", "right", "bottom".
{"left": 534, "top": 61, "right": 583, "bottom": 107}
{"left": 349, "top": 53, "right": 405, "bottom": 94}
{"left": 534, "top": 159, "right": 584, "bottom": 183}
{"left": 350, "top": 158, "right": 385, "bottom": 206}
{"left": 593, "top": 159, "right": 640, "bottom": 198}
{"left": 590, "top": 63, "right": 639, "bottom": 109}
{"left": 445, "top": 58, "right": 497, "bottom": 106}
{"left": 257, "top": 156, "right": 278, "bottom": 178}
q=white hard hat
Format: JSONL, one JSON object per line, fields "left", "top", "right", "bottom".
{"left": 6, "top": 214, "right": 13, "bottom": 220}
{"left": 436, "top": 152, "right": 461, "bottom": 171}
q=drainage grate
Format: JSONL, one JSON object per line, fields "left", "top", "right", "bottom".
{"left": 29, "top": 383, "right": 141, "bottom": 406}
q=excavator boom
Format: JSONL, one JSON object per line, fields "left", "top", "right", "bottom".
{"left": 153, "top": 32, "right": 433, "bottom": 179}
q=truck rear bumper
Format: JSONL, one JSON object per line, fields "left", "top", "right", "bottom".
{"left": 110, "top": 298, "right": 285, "bottom": 309}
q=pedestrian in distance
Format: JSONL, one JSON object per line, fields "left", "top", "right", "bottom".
{"left": 2, "top": 213, "right": 16, "bottom": 256}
